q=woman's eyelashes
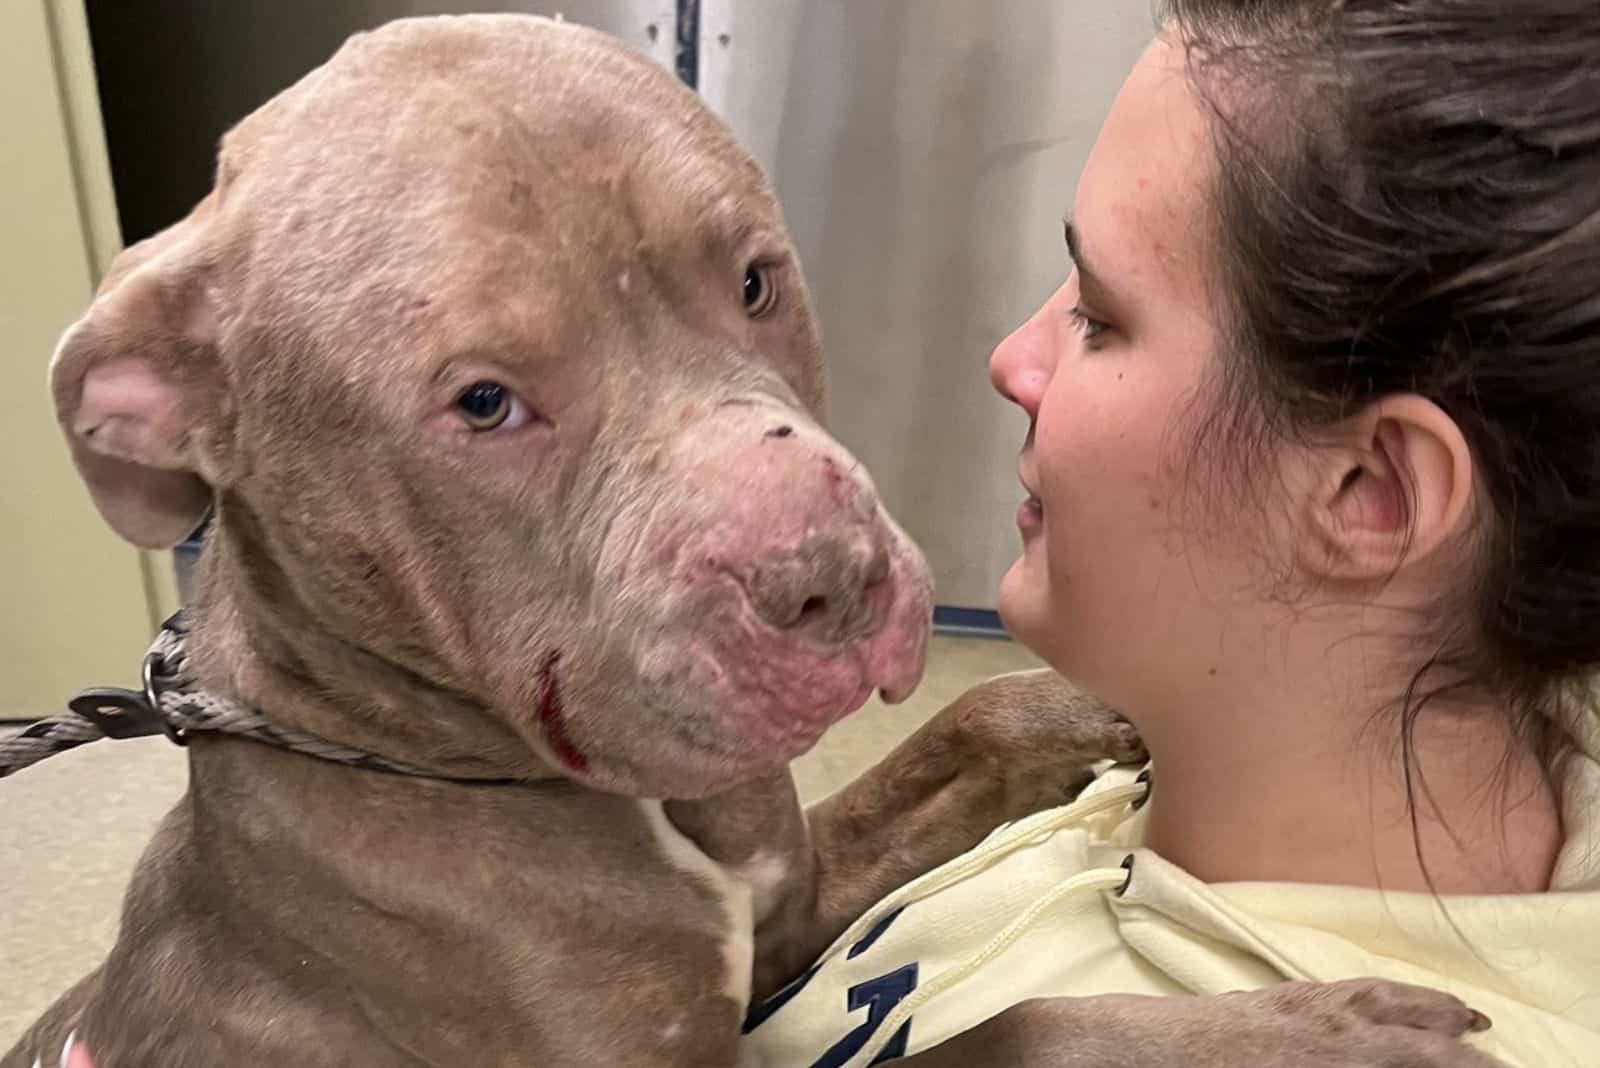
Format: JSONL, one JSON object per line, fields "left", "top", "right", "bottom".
{"left": 1068, "top": 305, "right": 1111, "bottom": 344}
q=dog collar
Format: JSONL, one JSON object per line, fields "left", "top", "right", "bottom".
{"left": 0, "top": 613, "right": 519, "bottom": 784}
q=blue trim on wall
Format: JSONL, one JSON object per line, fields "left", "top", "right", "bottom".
{"left": 932, "top": 605, "right": 1008, "bottom": 638}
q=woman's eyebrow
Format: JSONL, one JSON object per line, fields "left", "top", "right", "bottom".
{"left": 1063, "top": 216, "right": 1107, "bottom": 295}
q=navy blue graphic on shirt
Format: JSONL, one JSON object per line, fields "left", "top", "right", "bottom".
{"left": 743, "top": 907, "right": 918, "bottom": 1065}
{"left": 810, "top": 962, "right": 918, "bottom": 1067}
{"left": 847, "top": 908, "right": 906, "bottom": 959}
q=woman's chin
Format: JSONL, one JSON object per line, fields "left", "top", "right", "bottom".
{"left": 999, "top": 552, "right": 1082, "bottom": 675}
{"left": 996, "top": 560, "right": 1042, "bottom": 645}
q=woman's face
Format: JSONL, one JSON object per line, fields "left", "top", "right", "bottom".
{"left": 991, "top": 36, "right": 1270, "bottom": 709}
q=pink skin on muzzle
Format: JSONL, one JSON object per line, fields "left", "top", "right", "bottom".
{"left": 652, "top": 410, "right": 935, "bottom": 760}
{"left": 529, "top": 402, "right": 934, "bottom": 795}
{"left": 689, "top": 536, "right": 931, "bottom": 759}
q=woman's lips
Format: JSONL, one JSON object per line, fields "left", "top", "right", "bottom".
{"left": 1018, "top": 495, "right": 1044, "bottom": 532}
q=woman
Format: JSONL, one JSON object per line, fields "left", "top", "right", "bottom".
{"left": 739, "top": 1, "right": 1600, "bottom": 1066}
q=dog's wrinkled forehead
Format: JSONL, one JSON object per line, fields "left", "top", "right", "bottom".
{"left": 208, "top": 15, "right": 803, "bottom": 390}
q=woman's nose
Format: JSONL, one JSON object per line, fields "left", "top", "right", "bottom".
{"left": 989, "top": 310, "right": 1054, "bottom": 419}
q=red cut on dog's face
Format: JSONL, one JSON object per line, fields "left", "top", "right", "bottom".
{"left": 49, "top": 14, "right": 933, "bottom": 799}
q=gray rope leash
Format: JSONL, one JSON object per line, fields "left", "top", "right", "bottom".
{"left": 1, "top": 716, "right": 108, "bottom": 778}
{"left": 1, "top": 616, "right": 508, "bottom": 782}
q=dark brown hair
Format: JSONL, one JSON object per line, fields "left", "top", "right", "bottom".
{"left": 1162, "top": 0, "right": 1599, "bottom": 795}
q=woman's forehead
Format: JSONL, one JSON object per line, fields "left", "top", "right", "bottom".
{"left": 1073, "top": 35, "right": 1215, "bottom": 302}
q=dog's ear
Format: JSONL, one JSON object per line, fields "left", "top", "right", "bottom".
{"left": 50, "top": 200, "right": 223, "bottom": 549}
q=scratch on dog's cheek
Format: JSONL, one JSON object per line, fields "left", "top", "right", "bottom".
{"left": 539, "top": 650, "right": 589, "bottom": 773}
{"left": 821, "top": 456, "right": 852, "bottom": 506}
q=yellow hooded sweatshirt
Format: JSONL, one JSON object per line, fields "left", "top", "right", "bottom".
{"left": 740, "top": 718, "right": 1600, "bottom": 1068}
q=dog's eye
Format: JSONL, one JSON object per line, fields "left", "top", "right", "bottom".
{"left": 455, "top": 381, "right": 532, "bottom": 432}
{"left": 743, "top": 265, "right": 778, "bottom": 318}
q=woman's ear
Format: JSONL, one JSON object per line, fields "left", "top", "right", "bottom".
{"left": 49, "top": 199, "right": 225, "bottom": 549}
{"left": 1297, "top": 396, "right": 1475, "bottom": 582}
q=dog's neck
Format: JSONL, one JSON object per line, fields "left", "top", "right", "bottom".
{"left": 182, "top": 515, "right": 554, "bottom": 783}
{"left": 164, "top": 735, "right": 757, "bottom": 1066}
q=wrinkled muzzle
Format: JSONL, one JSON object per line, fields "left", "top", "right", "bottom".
{"left": 589, "top": 398, "right": 934, "bottom": 790}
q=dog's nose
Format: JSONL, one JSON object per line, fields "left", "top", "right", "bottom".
{"left": 743, "top": 525, "right": 892, "bottom": 643}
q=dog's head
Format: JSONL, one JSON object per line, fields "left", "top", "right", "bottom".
{"left": 49, "top": 15, "right": 932, "bottom": 799}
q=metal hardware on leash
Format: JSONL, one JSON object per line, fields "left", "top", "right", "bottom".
{"left": 144, "top": 644, "right": 188, "bottom": 745}
{"left": 63, "top": 648, "right": 187, "bottom": 746}
{"left": 0, "top": 622, "right": 190, "bottom": 778}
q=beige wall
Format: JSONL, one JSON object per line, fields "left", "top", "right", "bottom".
{"left": 0, "top": 0, "right": 171, "bottom": 717}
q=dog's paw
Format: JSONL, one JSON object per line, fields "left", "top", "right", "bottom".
{"left": 1187, "top": 979, "right": 1505, "bottom": 1067}
{"left": 949, "top": 668, "right": 1146, "bottom": 769}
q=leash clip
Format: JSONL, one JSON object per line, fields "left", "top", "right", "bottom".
{"left": 66, "top": 646, "right": 188, "bottom": 746}
{"left": 142, "top": 645, "right": 188, "bottom": 746}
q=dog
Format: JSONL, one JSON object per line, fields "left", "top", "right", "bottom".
{"left": 6, "top": 15, "right": 1499, "bottom": 1067}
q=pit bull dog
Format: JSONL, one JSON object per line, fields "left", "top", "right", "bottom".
{"left": 6, "top": 14, "right": 1501, "bottom": 1068}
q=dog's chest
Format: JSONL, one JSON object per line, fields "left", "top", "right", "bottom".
{"left": 637, "top": 800, "right": 762, "bottom": 1010}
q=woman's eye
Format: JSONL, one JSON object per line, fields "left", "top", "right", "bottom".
{"left": 743, "top": 264, "right": 779, "bottom": 318}
{"left": 455, "top": 381, "right": 533, "bottom": 432}
{"left": 1068, "top": 305, "right": 1110, "bottom": 342}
